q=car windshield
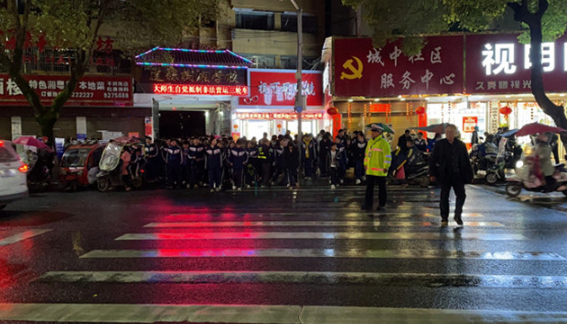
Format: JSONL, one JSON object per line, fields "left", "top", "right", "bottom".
{"left": 0, "top": 145, "right": 19, "bottom": 163}
{"left": 61, "top": 148, "right": 91, "bottom": 167}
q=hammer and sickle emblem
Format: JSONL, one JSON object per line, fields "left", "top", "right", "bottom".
{"left": 341, "top": 56, "right": 363, "bottom": 80}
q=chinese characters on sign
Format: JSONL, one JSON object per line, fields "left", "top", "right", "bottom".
{"left": 153, "top": 84, "right": 249, "bottom": 96}
{"left": 0, "top": 74, "right": 132, "bottom": 107}
{"left": 333, "top": 37, "right": 464, "bottom": 97}
{"left": 236, "top": 112, "right": 324, "bottom": 120}
{"left": 467, "top": 34, "right": 567, "bottom": 94}
{"left": 143, "top": 67, "right": 246, "bottom": 86}
{"left": 463, "top": 116, "right": 478, "bottom": 133}
{"left": 238, "top": 70, "right": 323, "bottom": 107}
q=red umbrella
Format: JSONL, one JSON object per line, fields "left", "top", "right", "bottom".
{"left": 515, "top": 122, "right": 567, "bottom": 136}
{"left": 12, "top": 136, "right": 52, "bottom": 151}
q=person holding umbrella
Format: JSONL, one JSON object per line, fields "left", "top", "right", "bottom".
{"left": 361, "top": 123, "right": 393, "bottom": 212}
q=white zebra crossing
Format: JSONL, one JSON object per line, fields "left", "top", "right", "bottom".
{"left": 0, "top": 229, "right": 52, "bottom": 247}
{"left": 143, "top": 221, "right": 504, "bottom": 227}
{"left": 0, "top": 303, "right": 566, "bottom": 323}
{"left": 16, "top": 211, "right": 566, "bottom": 323}
{"left": 115, "top": 232, "right": 526, "bottom": 241}
{"left": 79, "top": 248, "right": 562, "bottom": 260}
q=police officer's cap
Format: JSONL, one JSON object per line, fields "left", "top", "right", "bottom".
{"left": 370, "top": 124, "right": 383, "bottom": 132}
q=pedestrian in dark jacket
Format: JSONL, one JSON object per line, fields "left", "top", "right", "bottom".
{"left": 258, "top": 139, "right": 272, "bottom": 187}
{"left": 284, "top": 141, "right": 300, "bottom": 189}
{"left": 429, "top": 124, "right": 474, "bottom": 227}
{"left": 245, "top": 141, "right": 259, "bottom": 188}
{"left": 328, "top": 143, "right": 342, "bottom": 189}
{"left": 354, "top": 132, "right": 367, "bottom": 184}
{"left": 181, "top": 141, "right": 191, "bottom": 187}
{"left": 334, "top": 137, "right": 348, "bottom": 184}
{"left": 319, "top": 135, "right": 331, "bottom": 177}
{"left": 205, "top": 138, "right": 223, "bottom": 192}
{"left": 271, "top": 140, "right": 285, "bottom": 185}
{"left": 165, "top": 139, "right": 182, "bottom": 189}
{"left": 229, "top": 140, "right": 248, "bottom": 190}
{"left": 302, "top": 135, "right": 317, "bottom": 179}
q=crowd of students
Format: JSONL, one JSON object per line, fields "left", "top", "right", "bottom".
{"left": 139, "top": 129, "right": 377, "bottom": 191}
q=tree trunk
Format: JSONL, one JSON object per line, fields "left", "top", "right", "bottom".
{"left": 509, "top": 0, "right": 567, "bottom": 156}
{"left": 36, "top": 112, "right": 57, "bottom": 148}
{"left": 527, "top": 12, "right": 567, "bottom": 153}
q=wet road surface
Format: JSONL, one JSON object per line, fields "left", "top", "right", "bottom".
{"left": 0, "top": 184, "right": 567, "bottom": 323}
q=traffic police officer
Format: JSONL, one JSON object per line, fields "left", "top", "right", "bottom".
{"left": 362, "top": 124, "right": 392, "bottom": 211}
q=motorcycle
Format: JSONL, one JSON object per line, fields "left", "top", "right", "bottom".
{"left": 20, "top": 148, "right": 51, "bottom": 191}
{"left": 96, "top": 140, "right": 143, "bottom": 192}
{"left": 505, "top": 157, "right": 567, "bottom": 197}
{"left": 388, "top": 148, "right": 431, "bottom": 187}
{"left": 485, "top": 139, "right": 523, "bottom": 185}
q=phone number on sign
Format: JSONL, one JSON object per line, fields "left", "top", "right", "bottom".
{"left": 71, "top": 92, "right": 94, "bottom": 98}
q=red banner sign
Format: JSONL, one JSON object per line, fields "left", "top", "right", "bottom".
{"left": 236, "top": 112, "right": 324, "bottom": 120}
{"left": 153, "top": 84, "right": 248, "bottom": 96}
{"left": 0, "top": 74, "right": 132, "bottom": 106}
{"left": 238, "top": 69, "right": 323, "bottom": 107}
{"left": 333, "top": 37, "right": 464, "bottom": 97}
{"left": 369, "top": 103, "right": 391, "bottom": 113}
{"left": 466, "top": 34, "right": 567, "bottom": 94}
{"left": 463, "top": 116, "right": 478, "bottom": 133}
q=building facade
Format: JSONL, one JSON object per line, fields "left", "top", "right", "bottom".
{"left": 324, "top": 34, "right": 567, "bottom": 153}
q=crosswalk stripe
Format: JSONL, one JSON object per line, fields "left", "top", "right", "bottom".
{"left": 0, "top": 229, "right": 52, "bottom": 247}
{"left": 79, "top": 249, "right": 563, "bottom": 260}
{"left": 143, "top": 221, "right": 503, "bottom": 227}
{"left": 167, "top": 212, "right": 486, "bottom": 218}
{"left": 0, "top": 303, "right": 566, "bottom": 323}
{"left": 37, "top": 271, "right": 567, "bottom": 288}
{"left": 0, "top": 303, "right": 300, "bottom": 323}
{"left": 115, "top": 232, "right": 525, "bottom": 241}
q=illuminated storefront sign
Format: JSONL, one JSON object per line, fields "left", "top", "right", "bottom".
{"left": 0, "top": 74, "right": 132, "bottom": 107}
{"left": 238, "top": 69, "right": 323, "bottom": 108}
{"left": 467, "top": 34, "right": 567, "bottom": 94}
{"left": 153, "top": 84, "right": 249, "bottom": 96}
{"left": 463, "top": 116, "right": 478, "bottom": 133}
{"left": 236, "top": 112, "right": 324, "bottom": 120}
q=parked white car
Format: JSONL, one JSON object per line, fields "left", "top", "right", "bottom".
{"left": 0, "top": 140, "right": 29, "bottom": 210}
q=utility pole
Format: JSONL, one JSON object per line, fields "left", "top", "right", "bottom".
{"left": 289, "top": 0, "right": 303, "bottom": 181}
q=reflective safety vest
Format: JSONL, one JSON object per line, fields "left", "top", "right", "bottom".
{"left": 364, "top": 135, "right": 392, "bottom": 177}
{"left": 258, "top": 146, "right": 268, "bottom": 160}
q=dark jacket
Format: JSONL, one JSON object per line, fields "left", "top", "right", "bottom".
{"left": 165, "top": 145, "right": 182, "bottom": 166}
{"left": 354, "top": 139, "right": 367, "bottom": 160}
{"left": 257, "top": 144, "right": 272, "bottom": 164}
{"left": 301, "top": 140, "right": 317, "bottom": 161}
{"left": 429, "top": 138, "right": 473, "bottom": 184}
{"left": 283, "top": 147, "right": 300, "bottom": 170}
{"left": 205, "top": 145, "right": 223, "bottom": 169}
{"left": 229, "top": 146, "right": 248, "bottom": 170}
{"left": 327, "top": 150, "right": 343, "bottom": 169}
{"left": 273, "top": 144, "right": 285, "bottom": 167}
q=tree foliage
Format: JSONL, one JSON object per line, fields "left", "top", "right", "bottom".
{"left": 343, "top": 0, "right": 567, "bottom": 145}
{"left": 0, "top": 0, "right": 225, "bottom": 144}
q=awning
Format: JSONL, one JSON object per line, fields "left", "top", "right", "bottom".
{"left": 135, "top": 47, "right": 253, "bottom": 69}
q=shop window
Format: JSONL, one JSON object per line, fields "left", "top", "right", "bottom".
{"left": 281, "top": 13, "right": 318, "bottom": 34}
{"left": 281, "top": 56, "right": 298, "bottom": 69}
{"left": 281, "top": 56, "right": 319, "bottom": 70}
{"left": 243, "top": 54, "right": 276, "bottom": 68}
{"left": 236, "top": 11, "right": 274, "bottom": 30}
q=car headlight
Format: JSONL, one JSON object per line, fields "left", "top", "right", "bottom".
{"left": 516, "top": 160, "right": 524, "bottom": 168}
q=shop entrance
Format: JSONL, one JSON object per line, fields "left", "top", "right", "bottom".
{"left": 159, "top": 111, "right": 206, "bottom": 139}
